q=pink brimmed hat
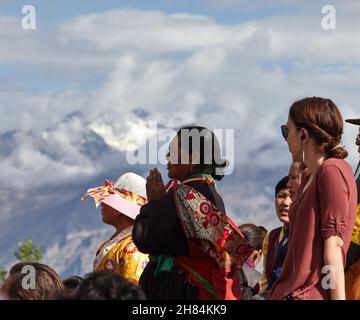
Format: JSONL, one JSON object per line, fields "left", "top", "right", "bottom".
{"left": 81, "top": 172, "right": 147, "bottom": 220}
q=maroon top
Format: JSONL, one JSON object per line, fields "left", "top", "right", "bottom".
{"left": 268, "top": 158, "right": 357, "bottom": 300}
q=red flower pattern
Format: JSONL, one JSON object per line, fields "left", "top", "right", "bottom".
{"left": 199, "top": 202, "right": 211, "bottom": 215}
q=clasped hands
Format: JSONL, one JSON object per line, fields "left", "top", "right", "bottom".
{"left": 146, "top": 168, "right": 166, "bottom": 201}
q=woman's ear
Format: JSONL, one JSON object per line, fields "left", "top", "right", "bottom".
{"left": 253, "top": 250, "right": 262, "bottom": 266}
{"left": 300, "top": 128, "right": 308, "bottom": 141}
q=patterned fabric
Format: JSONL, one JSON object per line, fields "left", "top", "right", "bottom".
{"left": 175, "top": 184, "right": 251, "bottom": 270}
{"left": 81, "top": 180, "right": 147, "bottom": 208}
{"left": 174, "top": 183, "right": 253, "bottom": 299}
{"left": 352, "top": 204, "right": 360, "bottom": 246}
{"left": 94, "top": 233, "right": 148, "bottom": 284}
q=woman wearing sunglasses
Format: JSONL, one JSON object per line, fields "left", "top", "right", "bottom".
{"left": 268, "top": 97, "right": 357, "bottom": 300}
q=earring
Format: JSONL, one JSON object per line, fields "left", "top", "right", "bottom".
{"left": 300, "top": 141, "right": 305, "bottom": 163}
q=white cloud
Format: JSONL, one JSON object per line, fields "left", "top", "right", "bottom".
{"left": 60, "top": 9, "right": 257, "bottom": 53}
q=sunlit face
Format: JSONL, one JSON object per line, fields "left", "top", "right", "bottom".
{"left": 275, "top": 188, "right": 292, "bottom": 225}
{"left": 285, "top": 116, "right": 302, "bottom": 162}
{"left": 287, "top": 163, "right": 303, "bottom": 196}
{"left": 101, "top": 203, "right": 120, "bottom": 226}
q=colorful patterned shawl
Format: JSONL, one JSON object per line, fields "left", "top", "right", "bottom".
{"left": 173, "top": 175, "right": 253, "bottom": 300}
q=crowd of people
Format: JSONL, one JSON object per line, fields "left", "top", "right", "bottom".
{"left": 1, "top": 96, "right": 360, "bottom": 300}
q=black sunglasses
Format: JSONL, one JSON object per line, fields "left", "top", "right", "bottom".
{"left": 281, "top": 125, "right": 288, "bottom": 139}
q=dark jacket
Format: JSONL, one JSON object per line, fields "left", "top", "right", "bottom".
{"left": 132, "top": 181, "right": 224, "bottom": 300}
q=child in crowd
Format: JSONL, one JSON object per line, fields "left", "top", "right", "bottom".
{"left": 238, "top": 224, "right": 267, "bottom": 299}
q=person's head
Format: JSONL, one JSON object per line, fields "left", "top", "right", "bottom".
{"left": 287, "top": 161, "right": 306, "bottom": 196}
{"left": 1, "top": 262, "right": 64, "bottom": 300}
{"left": 84, "top": 172, "right": 147, "bottom": 228}
{"left": 75, "top": 271, "right": 146, "bottom": 300}
{"left": 63, "top": 275, "right": 83, "bottom": 290}
{"left": 166, "top": 126, "right": 228, "bottom": 181}
{"left": 282, "top": 97, "right": 348, "bottom": 163}
{"left": 275, "top": 176, "right": 292, "bottom": 226}
{"left": 56, "top": 276, "right": 83, "bottom": 300}
{"left": 101, "top": 203, "right": 134, "bottom": 228}
{"left": 238, "top": 224, "right": 268, "bottom": 267}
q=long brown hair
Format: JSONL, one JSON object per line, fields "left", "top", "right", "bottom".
{"left": 289, "top": 97, "right": 348, "bottom": 159}
{"left": 1, "top": 262, "right": 64, "bottom": 300}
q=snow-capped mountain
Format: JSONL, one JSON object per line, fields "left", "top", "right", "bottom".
{"left": 0, "top": 110, "right": 284, "bottom": 277}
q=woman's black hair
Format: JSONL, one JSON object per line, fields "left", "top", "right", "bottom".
{"left": 238, "top": 224, "right": 268, "bottom": 251}
{"left": 175, "top": 126, "right": 229, "bottom": 181}
{"left": 63, "top": 275, "right": 83, "bottom": 290}
{"left": 275, "top": 176, "right": 289, "bottom": 197}
{"left": 75, "top": 271, "right": 146, "bottom": 300}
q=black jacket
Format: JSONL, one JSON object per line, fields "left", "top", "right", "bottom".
{"left": 132, "top": 181, "right": 225, "bottom": 300}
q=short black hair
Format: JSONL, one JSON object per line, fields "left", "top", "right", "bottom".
{"left": 62, "top": 275, "right": 83, "bottom": 290}
{"left": 275, "top": 176, "right": 289, "bottom": 197}
{"left": 75, "top": 271, "right": 146, "bottom": 300}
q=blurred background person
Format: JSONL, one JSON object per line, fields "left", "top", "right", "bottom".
{"left": 238, "top": 224, "right": 267, "bottom": 300}
{"left": 75, "top": 271, "right": 146, "bottom": 300}
{"left": 344, "top": 117, "right": 360, "bottom": 300}
{"left": 57, "top": 275, "right": 83, "bottom": 300}
{"left": 287, "top": 161, "right": 306, "bottom": 199}
{"left": 1, "top": 262, "right": 64, "bottom": 300}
